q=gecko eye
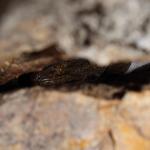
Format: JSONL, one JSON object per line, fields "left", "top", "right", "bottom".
{"left": 31, "top": 73, "right": 42, "bottom": 84}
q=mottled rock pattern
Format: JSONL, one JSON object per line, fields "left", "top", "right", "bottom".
{"left": 0, "top": 88, "right": 150, "bottom": 150}
{"left": 0, "top": 0, "right": 150, "bottom": 64}
{"left": 0, "top": 0, "right": 150, "bottom": 150}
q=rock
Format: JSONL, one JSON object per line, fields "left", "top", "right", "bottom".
{"left": 0, "top": 88, "right": 149, "bottom": 149}
{"left": 0, "top": 0, "right": 150, "bottom": 149}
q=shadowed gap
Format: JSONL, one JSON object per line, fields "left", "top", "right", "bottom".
{"left": 0, "top": 58, "right": 149, "bottom": 100}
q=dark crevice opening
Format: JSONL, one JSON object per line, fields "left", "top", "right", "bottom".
{"left": 0, "top": 58, "right": 149, "bottom": 100}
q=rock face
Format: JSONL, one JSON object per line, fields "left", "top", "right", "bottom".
{"left": 0, "top": 88, "right": 150, "bottom": 150}
{"left": 0, "top": 0, "right": 150, "bottom": 150}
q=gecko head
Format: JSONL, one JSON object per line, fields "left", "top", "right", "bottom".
{"left": 32, "top": 72, "right": 55, "bottom": 87}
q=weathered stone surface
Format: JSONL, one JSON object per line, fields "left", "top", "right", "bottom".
{"left": 0, "top": 88, "right": 149, "bottom": 150}
{"left": 0, "top": 0, "right": 150, "bottom": 149}
{"left": 0, "top": 0, "right": 150, "bottom": 64}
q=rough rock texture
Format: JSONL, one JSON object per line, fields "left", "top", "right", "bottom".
{"left": 1, "top": 0, "right": 150, "bottom": 64}
{"left": 0, "top": 88, "right": 150, "bottom": 150}
{"left": 0, "top": 0, "right": 150, "bottom": 150}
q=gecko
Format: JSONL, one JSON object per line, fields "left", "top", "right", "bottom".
{"left": 30, "top": 59, "right": 150, "bottom": 87}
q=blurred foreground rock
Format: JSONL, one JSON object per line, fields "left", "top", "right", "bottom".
{"left": 0, "top": 88, "right": 150, "bottom": 150}
{"left": 0, "top": 0, "right": 150, "bottom": 150}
